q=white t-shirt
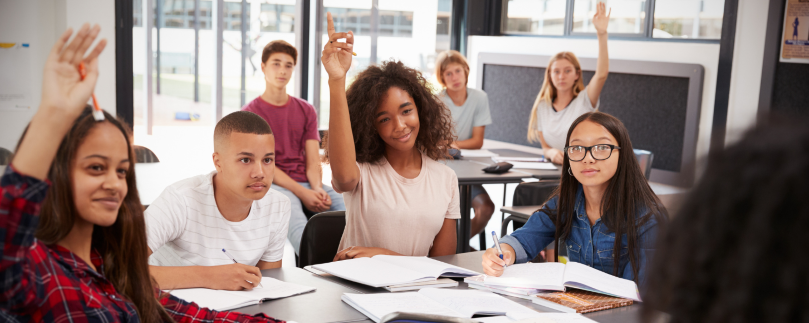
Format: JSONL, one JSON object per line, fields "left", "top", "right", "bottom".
{"left": 338, "top": 154, "right": 461, "bottom": 256}
{"left": 535, "top": 86, "right": 599, "bottom": 150}
{"left": 146, "top": 171, "right": 291, "bottom": 267}
{"left": 439, "top": 88, "right": 493, "bottom": 141}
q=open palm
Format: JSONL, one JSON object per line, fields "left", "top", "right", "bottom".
{"left": 592, "top": 2, "right": 611, "bottom": 35}
{"left": 321, "top": 12, "right": 354, "bottom": 80}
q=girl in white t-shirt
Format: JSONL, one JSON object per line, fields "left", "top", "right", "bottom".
{"left": 527, "top": 2, "right": 612, "bottom": 165}
{"left": 321, "top": 13, "right": 460, "bottom": 259}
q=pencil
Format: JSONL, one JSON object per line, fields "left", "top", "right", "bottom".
{"left": 78, "top": 62, "right": 105, "bottom": 121}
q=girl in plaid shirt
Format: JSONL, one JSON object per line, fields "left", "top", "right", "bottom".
{"left": 0, "top": 24, "right": 282, "bottom": 323}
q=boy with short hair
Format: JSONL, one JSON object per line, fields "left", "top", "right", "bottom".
{"left": 146, "top": 111, "right": 291, "bottom": 291}
{"left": 242, "top": 40, "right": 345, "bottom": 256}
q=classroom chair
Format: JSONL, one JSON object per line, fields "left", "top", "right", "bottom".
{"left": 634, "top": 149, "right": 654, "bottom": 179}
{"left": 380, "top": 312, "right": 478, "bottom": 323}
{"left": 298, "top": 210, "right": 346, "bottom": 268}
{"left": 0, "top": 147, "right": 11, "bottom": 165}
{"left": 133, "top": 145, "right": 160, "bottom": 163}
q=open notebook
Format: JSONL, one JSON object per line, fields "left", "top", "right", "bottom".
{"left": 312, "top": 255, "right": 480, "bottom": 288}
{"left": 169, "top": 277, "right": 316, "bottom": 311}
{"left": 342, "top": 288, "right": 541, "bottom": 322}
{"left": 481, "top": 262, "right": 641, "bottom": 302}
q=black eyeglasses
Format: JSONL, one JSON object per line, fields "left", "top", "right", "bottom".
{"left": 564, "top": 144, "right": 621, "bottom": 161}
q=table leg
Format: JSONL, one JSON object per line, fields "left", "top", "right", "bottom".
{"left": 457, "top": 184, "right": 472, "bottom": 253}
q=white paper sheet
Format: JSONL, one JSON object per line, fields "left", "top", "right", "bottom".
{"left": 484, "top": 263, "right": 567, "bottom": 291}
{"left": 169, "top": 277, "right": 315, "bottom": 311}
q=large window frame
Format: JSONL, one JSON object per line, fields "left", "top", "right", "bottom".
{"left": 501, "top": 0, "right": 722, "bottom": 43}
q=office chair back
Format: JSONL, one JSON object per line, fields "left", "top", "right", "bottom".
{"left": 134, "top": 145, "right": 160, "bottom": 163}
{"left": 0, "top": 147, "right": 11, "bottom": 166}
{"left": 298, "top": 211, "right": 346, "bottom": 268}
{"left": 633, "top": 149, "right": 654, "bottom": 179}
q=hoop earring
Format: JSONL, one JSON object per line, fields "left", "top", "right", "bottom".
{"left": 567, "top": 167, "right": 573, "bottom": 176}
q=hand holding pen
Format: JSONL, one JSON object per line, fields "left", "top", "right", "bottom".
{"left": 222, "top": 249, "right": 264, "bottom": 289}
{"left": 481, "top": 232, "right": 515, "bottom": 277}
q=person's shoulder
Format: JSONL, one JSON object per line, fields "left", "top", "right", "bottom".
{"left": 261, "top": 188, "right": 292, "bottom": 206}
{"left": 242, "top": 96, "right": 265, "bottom": 112}
{"left": 424, "top": 157, "right": 457, "bottom": 181}
{"left": 468, "top": 87, "right": 488, "bottom": 99}
{"left": 289, "top": 96, "right": 316, "bottom": 111}
{"left": 165, "top": 172, "right": 213, "bottom": 195}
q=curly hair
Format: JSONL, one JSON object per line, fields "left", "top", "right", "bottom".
{"left": 323, "top": 60, "right": 455, "bottom": 164}
{"left": 643, "top": 122, "right": 809, "bottom": 323}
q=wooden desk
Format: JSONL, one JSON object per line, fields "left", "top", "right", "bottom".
{"left": 305, "top": 251, "right": 646, "bottom": 323}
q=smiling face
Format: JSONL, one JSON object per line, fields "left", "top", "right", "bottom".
{"left": 567, "top": 120, "right": 620, "bottom": 190}
{"left": 71, "top": 122, "right": 130, "bottom": 227}
{"left": 374, "top": 86, "right": 420, "bottom": 153}
{"left": 213, "top": 132, "right": 276, "bottom": 201}
{"left": 549, "top": 58, "right": 580, "bottom": 92}
{"left": 442, "top": 62, "right": 467, "bottom": 92}
{"left": 262, "top": 52, "right": 295, "bottom": 90}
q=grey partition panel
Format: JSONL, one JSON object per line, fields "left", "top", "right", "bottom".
{"left": 477, "top": 53, "right": 703, "bottom": 186}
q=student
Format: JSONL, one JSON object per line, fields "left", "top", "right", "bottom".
{"left": 242, "top": 40, "right": 345, "bottom": 256}
{"left": 527, "top": 2, "right": 611, "bottom": 165}
{"left": 482, "top": 112, "right": 667, "bottom": 286}
{"left": 321, "top": 13, "right": 459, "bottom": 260}
{"left": 436, "top": 50, "right": 495, "bottom": 240}
{"left": 0, "top": 24, "right": 279, "bottom": 322}
{"left": 146, "top": 111, "right": 291, "bottom": 291}
{"left": 643, "top": 123, "right": 809, "bottom": 323}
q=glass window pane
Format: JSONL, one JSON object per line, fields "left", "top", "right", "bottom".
{"left": 504, "top": 0, "right": 566, "bottom": 35}
{"left": 653, "top": 0, "right": 724, "bottom": 39}
{"left": 436, "top": 0, "right": 451, "bottom": 51}
{"left": 573, "top": 0, "right": 646, "bottom": 34}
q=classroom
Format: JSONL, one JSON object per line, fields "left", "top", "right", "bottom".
{"left": 1, "top": 0, "right": 807, "bottom": 322}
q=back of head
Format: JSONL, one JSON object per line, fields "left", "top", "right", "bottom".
{"left": 262, "top": 39, "right": 298, "bottom": 65}
{"left": 644, "top": 122, "right": 809, "bottom": 323}
{"left": 435, "top": 50, "right": 470, "bottom": 88}
{"left": 327, "top": 60, "right": 454, "bottom": 164}
{"left": 214, "top": 111, "right": 273, "bottom": 152}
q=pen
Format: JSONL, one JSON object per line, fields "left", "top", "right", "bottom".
{"left": 492, "top": 231, "right": 508, "bottom": 268}
{"left": 222, "top": 248, "right": 263, "bottom": 288}
{"left": 78, "top": 62, "right": 104, "bottom": 121}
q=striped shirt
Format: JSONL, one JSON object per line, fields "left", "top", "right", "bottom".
{"left": 146, "top": 171, "right": 291, "bottom": 267}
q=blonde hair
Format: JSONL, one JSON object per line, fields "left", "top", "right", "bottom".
{"left": 435, "top": 50, "right": 470, "bottom": 88}
{"left": 527, "top": 52, "right": 586, "bottom": 143}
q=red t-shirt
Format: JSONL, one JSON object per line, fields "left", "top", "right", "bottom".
{"left": 242, "top": 95, "right": 320, "bottom": 182}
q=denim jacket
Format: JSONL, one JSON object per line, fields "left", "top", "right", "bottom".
{"left": 499, "top": 185, "right": 660, "bottom": 286}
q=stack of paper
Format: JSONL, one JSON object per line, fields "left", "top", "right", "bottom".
{"left": 313, "top": 255, "right": 480, "bottom": 288}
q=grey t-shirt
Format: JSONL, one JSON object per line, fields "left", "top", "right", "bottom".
{"left": 535, "top": 86, "right": 599, "bottom": 150}
{"left": 439, "top": 88, "right": 493, "bottom": 141}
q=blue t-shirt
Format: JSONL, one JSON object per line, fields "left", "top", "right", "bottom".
{"left": 499, "top": 185, "right": 660, "bottom": 286}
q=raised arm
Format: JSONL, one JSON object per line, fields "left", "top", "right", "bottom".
{"left": 323, "top": 12, "right": 360, "bottom": 193}
{"left": 587, "top": 2, "right": 610, "bottom": 107}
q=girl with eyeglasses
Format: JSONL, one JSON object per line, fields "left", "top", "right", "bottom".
{"left": 482, "top": 112, "right": 667, "bottom": 287}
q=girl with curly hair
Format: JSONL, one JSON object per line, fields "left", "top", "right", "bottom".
{"left": 321, "top": 13, "right": 459, "bottom": 260}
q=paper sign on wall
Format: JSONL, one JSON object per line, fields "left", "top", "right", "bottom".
{"left": 781, "top": 0, "right": 809, "bottom": 63}
{"left": 0, "top": 42, "right": 33, "bottom": 110}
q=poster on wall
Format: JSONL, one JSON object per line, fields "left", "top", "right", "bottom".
{"left": 781, "top": 0, "right": 809, "bottom": 63}
{"left": 0, "top": 42, "right": 33, "bottom": 110}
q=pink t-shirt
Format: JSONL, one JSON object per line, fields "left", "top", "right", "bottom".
{"left": 242, "top": 96, "right": 320, "bottom": 182}
{"left": 338, "top": 154, "right": 461, "bottom": 256}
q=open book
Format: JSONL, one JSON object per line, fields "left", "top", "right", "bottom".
{"left": 312, "top": 255, "right": 480, "bottom": 288}
{"left": 169, "top": 277, "right": 315, "bottom": 311}
{"left": 342, "top": 288, "right": 541, "bottom": 322}
{"left": 481, "top": 262, "right": 641, "bottom": 302}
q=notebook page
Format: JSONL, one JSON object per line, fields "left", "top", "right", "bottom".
{"left": 561, "top": 262, "right": 641, "bottom": 302}
{"left": 169, "top": 288, "right": 254, "bottom": 311}
{"left": 419, "top": 288, "right": 541, "bottom": 320}
{"left": 372, "top": 255, "right": 480, "bottom": 278}
{"left": 313, "top": 257, "right": 434, "bottom": 287}
{"left": 484, "top": 263, "right": 566, "bottom": 290}
{"left": 231, "top": 277, "right": 315, "bottom": 300}
{"left": 342, "top": 292, "right": 463, "bottom": 322}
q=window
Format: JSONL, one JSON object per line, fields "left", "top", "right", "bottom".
{"left": 260, "top": 4, "right": 295, "bottom": 32}
{"left": 223, "top": 2, "right": 249, "bottom": 31}
{"left": 436, "top": 0, "right": 452, "bottom": 52}
{"left": 504, "top": 0, "right": 567, "bottom": 35}
{"left": 653, "top": 0, "right": 724, "bottom": 39}
{"left": 573, "top": 0, "right": 646, "bottom": 35}
{"left": 323, "top": 8, "right": 413, "bottom": 37}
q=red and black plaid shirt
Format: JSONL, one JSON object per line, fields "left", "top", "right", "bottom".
{"left": 0, "top": 166, "right": 284, "bottom": 322}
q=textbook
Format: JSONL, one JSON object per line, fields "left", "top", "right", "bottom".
{"left": 385, "top": 278, "right": 459, "bottom": 292}
{"left": 169, "top": 277, "right": 315, "bottom": 311}
{"left": 312, "top": 255, "right": 480, "bottom": 288}
{"left": 479, "top": 262, "right": 641, "bottom": 302}
{"left": 342, "top": 288, "right": 542, "bottom": 322}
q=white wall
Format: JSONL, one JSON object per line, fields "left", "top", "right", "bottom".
{"left": 0, "top": 0, "right": 116, "bottom": 153}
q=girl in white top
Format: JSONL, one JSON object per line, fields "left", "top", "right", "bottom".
{"left": 321, "top": 13, "right": 460, "bottom": 260}
{"left": 527, "top": 2, "right": 612, "bottom": 165}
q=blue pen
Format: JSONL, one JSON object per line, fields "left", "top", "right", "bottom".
{"left": 222, "top": 248, "right": 263, "bottom": 288}
{"left": 491, "top": 231, "right": 507, "bottom": 268}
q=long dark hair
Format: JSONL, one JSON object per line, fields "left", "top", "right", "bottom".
{"left": 551, "top": 112, "right": 667, "bottom": 282}
{"left": 323, "top": 60, "right": 455, "bottom": 164}
{"left": 643, "top": 122, "right": 809, "bottom": 323}
{"left": 26, "top": 107, "right": 172, "bottom": 322}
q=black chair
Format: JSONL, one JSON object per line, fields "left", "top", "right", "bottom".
{"left": 297, "top": 211, "right": 346, "bottom": 268}
{"left": 133, "top": 145, "right": 160, "bottom": 163}
{"left": 0, "top": 147, "right": 12, "bottom": 166}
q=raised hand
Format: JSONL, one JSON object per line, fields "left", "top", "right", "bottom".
{"left": 42, "top": 23, "right": 107, "bottom": 119}
{"left": 592, "top": 2, "right": 611, "bottom": 35}
{"left": 321, "top": 12, "right": 354, "bottom": 81}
